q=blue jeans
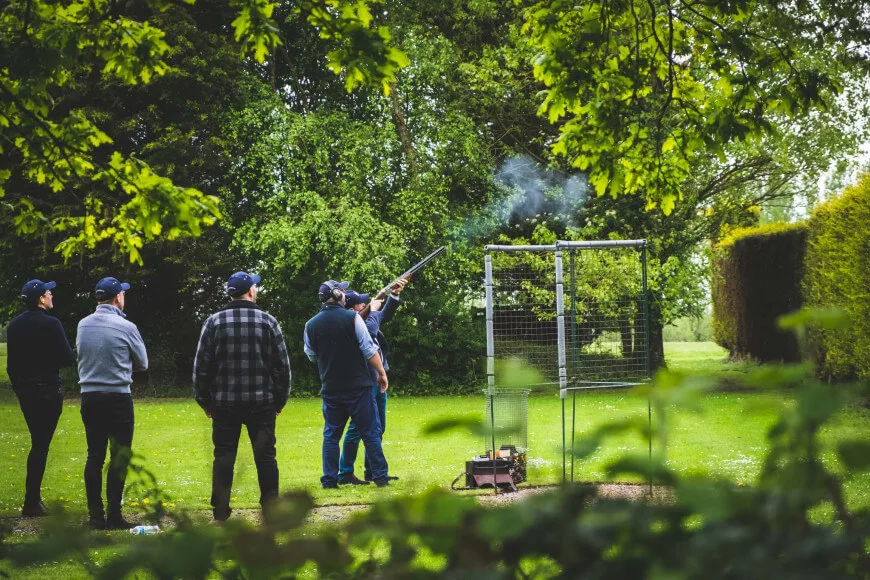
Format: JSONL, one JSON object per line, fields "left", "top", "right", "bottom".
{"left": 339, "top": 387, "right": 387, "bottom": 480}
{"left": 322, "top": 388, "right": 387, "bottom": 486}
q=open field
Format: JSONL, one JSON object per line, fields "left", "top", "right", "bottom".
{"left": 0, "top": 341, "right": 868, "bottom": 578}
{"left": 0, "top": 341, "right": 866, "bottom": 516}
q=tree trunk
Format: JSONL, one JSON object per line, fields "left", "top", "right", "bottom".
{"left": 388, "top": 81, "right": 417, "bottom": 175}
{"left": 649, "top": 298, "right": 666, "bottom": 370}
{"left": 619, "top": 313, "right": 634, "bottom": 359}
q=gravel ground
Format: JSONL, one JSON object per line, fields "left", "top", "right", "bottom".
{"left": 3, "top": 483, "right": 671, "bottom": 533}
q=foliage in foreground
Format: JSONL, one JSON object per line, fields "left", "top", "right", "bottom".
{"left": 0, "top": 312, "right": 868, "bottom": 578}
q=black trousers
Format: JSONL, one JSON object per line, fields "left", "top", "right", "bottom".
{"left": 13, "top": 383, "right": 63, "bottom": 506}
{"left": 211, "top": 404, "right": 279, "bottom": 521}
{"left": 80, "top": 392, "right": 134, "bottom": 518}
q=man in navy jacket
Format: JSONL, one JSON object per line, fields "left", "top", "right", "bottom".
{"left": 6, "top": 279, "right": 75, "bottom": 517}
{"left": 303, "top": 280, "right": 391, "bottom": 488}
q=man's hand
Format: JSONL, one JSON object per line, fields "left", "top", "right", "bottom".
{"left": 378, "top": 372, "right": 389, "bottom": 393}
{"left": 369, "top": 298, "right": 385, "bottom": 312}
{"left": 206, "top": 410, "right": 212, "bottom": 418}
{"left": 391, "top": 277, "right": 410, "bottom": 295}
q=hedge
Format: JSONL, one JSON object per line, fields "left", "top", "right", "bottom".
{"left": 712, "top": 222, "right": 807, "bottom": 362}
{"left": 803, "top": 173, "right": 870, "bottom": 380}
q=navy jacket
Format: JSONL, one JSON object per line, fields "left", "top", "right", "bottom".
{"left": 6, "top": 308, "right": 75, "bottom": 387}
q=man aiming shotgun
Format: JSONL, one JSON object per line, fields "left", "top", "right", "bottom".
{"left": 339, "top": 247, "right": 445, "bottom": 484}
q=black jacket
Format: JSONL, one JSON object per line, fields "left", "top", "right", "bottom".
{"left": 6, "top": 308, "right": 75, "bottom": 387}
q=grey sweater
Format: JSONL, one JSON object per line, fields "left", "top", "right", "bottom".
{"left": 77, "top": 304, "right": 148, "bottom": 394}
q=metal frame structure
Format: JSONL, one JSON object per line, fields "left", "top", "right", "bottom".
{"left": 485, "top": 240, "right": 652, "bottom": 485}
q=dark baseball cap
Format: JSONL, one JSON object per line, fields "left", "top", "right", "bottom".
{"left": 318, "top": 280, "right": 349, "bottom": 301}
{"left": 226, "top": 271, "right": 261, "bottom": 297}
{"left": 344, "top": 290, "right": 369, "bottom": 308}
{"left": 95, "top": 277, "right": 130, "bottom": 301}
{"left": 21, "top": 279, "right": 56, "bottom": 302}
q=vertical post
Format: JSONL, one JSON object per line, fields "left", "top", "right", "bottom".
{"left": 571, "top": 391, "right": 576, "bottom": 483}
{"left": 485, "top": 253, "right": 497, "bottom": 495}
{"left": 561, "top": 391, "right": 566, "bottom": 485}
{"left": 641, "top": 244, "right": 652, "bottom": 495}
{"left": 485, "top": 253, "right": 495, "bottom": 393}
{"left": 569, "top": 251, "right": 578, "bottom": 389}
{"left": 555, "top": 250, "right": 568, "bottom": 484}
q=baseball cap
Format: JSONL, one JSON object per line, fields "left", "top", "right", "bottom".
{"left": 343, "top": 290, "right": 369, "bottom": 308}
{"left": 226, "top": 271, "right": 261, "bottom": 297}
{"left": 20, "top": 279, "right": 57, "bottom": 303}
{"left": 95, "top": 277, "right": 131, "bottom": 301}
{"left": 318, "top": 280, "right": 349, "bottom": 301}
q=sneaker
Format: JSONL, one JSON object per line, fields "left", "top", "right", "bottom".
{"left": 212, "top": 519, "right": 227, "bottom": 527}
{"left": 364, "top": 472, "right": 372, "bottom": 481}
{"left": 386, "top": 475, "right": 399, "bottom": 481}
{"left": 322, "top": 482, "right": 339, "bottom": 489}
{"left": 106, "top": 515, "right": 135, "bottom": 530}
{"left": 338, "top": 474, "right": 371, "bottom": 486}
{"left": 21, "top": 501, "right": 48, "bottom": 517}
{"left": 88, "top": 515, "right": 106, "bottom": 530}
{"left": 373, "top": 478, "right": 390, "bottom": 488}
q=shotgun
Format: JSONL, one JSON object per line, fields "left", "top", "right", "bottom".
{"left": 360, "top": 246, "right": 445, "bottom": 318}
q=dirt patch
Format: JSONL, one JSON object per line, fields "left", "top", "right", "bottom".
{"left": 3, "top": 483, "right": 671, "bottom": 534}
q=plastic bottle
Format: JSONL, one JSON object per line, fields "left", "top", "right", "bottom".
{"left": 129, "top": 525, "right": 160, "bottom": 535}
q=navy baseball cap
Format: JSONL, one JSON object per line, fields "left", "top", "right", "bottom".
{"left": 95, "top": 277, "right": 130, "bottom": 301}
{"left": 21, "top": 279, "right": 56, "bottom": 303}
{"left": 344, "top": 290, "right": 369, "bottom": 308}
{"left": 226, "top": 271, "right": 261, "bottom": 297}
{"left": 318, "top": 280, "right": 349, "bottom": 301}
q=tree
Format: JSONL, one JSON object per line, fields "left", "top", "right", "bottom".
{"left": 524, "top": 0, "right": 870, "bottom": 213}
{"left": 0, "top": 0, "right": 407, "bottom": 264}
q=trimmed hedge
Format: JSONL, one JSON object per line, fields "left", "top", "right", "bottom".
{"left": 804, "top": 173, "right": 870, "bottom": 380}
{"left": 712, "top": 222, "right": 807, "bottom": 362}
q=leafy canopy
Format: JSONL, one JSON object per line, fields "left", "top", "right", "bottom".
{"left": 0, "top": 0, "right": 406, "bottom": 264}
{"left": 524, "top": 0, "right": 870, "bottom": 214}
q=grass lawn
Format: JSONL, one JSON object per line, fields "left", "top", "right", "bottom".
{"left": 0, "top": 341, "right": 867, "bottom": 578}
{"left": 0, "top": 341, "right": 865, "bottom": 517}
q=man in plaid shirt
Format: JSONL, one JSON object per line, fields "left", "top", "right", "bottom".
{"left": 193, "top": 271, "right": 291, "bottom": 524}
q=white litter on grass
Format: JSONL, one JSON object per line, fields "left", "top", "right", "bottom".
{"left": 526, "top": 457, "right": 552, "bottom": 468}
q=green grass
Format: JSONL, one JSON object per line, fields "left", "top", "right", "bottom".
{"left": 0, "top": 341, "right": 868, "bottom": 578}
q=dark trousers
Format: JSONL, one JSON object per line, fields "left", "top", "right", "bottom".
{"left": 322, "top": 388, "right": 387, "bottom": 486}
{"left": 80, "top": 392, "right": 134, "bottom": 518}
{"left": 13, "top": 383, "right": 63, "bottom": 506}
{"left": 339, "top": 387, "right": 387, "bottom": 480}
{"left": 211, "top": 404, "right": 278, "bottom": 521}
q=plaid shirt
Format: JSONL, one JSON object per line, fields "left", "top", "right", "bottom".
{"left": 193, "top": 301, "right": 291, "bottom": 410}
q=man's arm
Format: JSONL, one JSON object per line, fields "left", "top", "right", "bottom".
{"left": 129, "top": 326, "right": 148, "bottom": 372}
{"left": 368, "top": 350, "right": 388, "bottom": 393}
{"left": 270, "top": 320, "right": 291, "bottom": 412}
{"left": 380, "top": 278, "right": 407, "bottom": 324}
{"left": 303, "top": 323, "right": 317, "bottom": 362}
{"left": 192, "top": 318, "right": 213, "bottom": 412}
{"left": 53, "top": 318, "right": 75, "bottom": 368}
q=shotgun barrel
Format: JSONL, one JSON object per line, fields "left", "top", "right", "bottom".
{"left": 375, "top": 246, "right": 445, "bottom": 297}
{"left": 359, "top": 247, "right": 445, "bottom": 319}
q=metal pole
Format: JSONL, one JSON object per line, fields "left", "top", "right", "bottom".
{"left": 485, "top": 254, "right": 494, "bottom": 392}
{"left": 555, "top": 250, "right": 568, "bottom": 485}
{"left": 485, "top": 252, "right": 497, "bottom": 495}
{"left": 571, "top": 390, "right": 576, "bottom": 483}
{"left": 490, "top": 390, "right": 498, "bottom": 496}
{"left": 561, "top": 391, "right": 566, "bottom": 485}
{"left": 641, "top": 245, "right": 652, "bottom": 495}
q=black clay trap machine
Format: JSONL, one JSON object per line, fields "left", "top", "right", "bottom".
{"left": 452, "top": 389, "right": 529, "bottom": 493}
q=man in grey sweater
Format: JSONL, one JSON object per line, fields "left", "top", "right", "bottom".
{"left": 77, "top": 277, "right": 148, "bottom": 530}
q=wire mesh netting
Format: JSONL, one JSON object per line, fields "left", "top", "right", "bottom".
{"left": 565, "top": 247, "right": 649, "bottom": 386}
{"left": 486, "top": 242, "right": 650, "bottom": 392}
{"left": 483, "top": 389, "right": 530, "bottom": 453}
{"left": 488, "top": 249, "right": 560, "bottom": 389}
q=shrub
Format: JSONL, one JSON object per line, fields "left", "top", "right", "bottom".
{"left": 804, "top": 173, "right": 870, "bottom": 380}
{"left": 711, "top": 223, "right": 807, "bottom": 362}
